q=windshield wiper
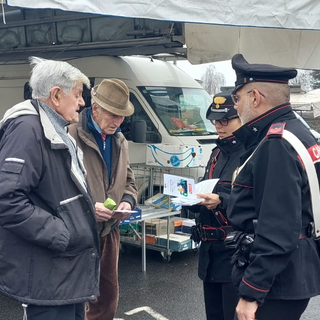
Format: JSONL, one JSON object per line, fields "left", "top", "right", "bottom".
{"left": 170, "top": 129, "right": 216, "bottom": 136}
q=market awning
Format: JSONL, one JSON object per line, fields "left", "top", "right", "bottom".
{"left": 5, "top": 0, "right": 320, "bottom": 69}
{"left": 6, "top": 1, "right": 320, "bottom": 30}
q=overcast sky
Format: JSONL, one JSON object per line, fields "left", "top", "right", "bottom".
{"left": 176, "top": 59, "right": 236, "bottom": 86}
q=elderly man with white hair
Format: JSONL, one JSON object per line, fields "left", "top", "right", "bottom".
{"left": 0, "top": 57, "right": 102, "bottom": 320}
{"left": 69, "top": 78, "right": 137, "bottom": 320}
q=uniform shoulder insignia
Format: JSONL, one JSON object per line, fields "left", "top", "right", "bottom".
{"left": 266, "top": 122, "right": 286, "bottom": 139}
{"left": 307, "top": 144, "right": 320, "bottom": 164}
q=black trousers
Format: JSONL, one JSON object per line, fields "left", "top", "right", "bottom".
{"left": 203, "top": 281, "right": 239, "bottom": 320}
{"left": 24, "top": 303, "right": 85, "bottom": 320}
{"left": 255, "top": 298, "right": 310, "bottom": 320}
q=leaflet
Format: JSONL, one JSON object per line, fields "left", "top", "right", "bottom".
{"left": 113, "top": 210, "right": 139, "bottom": 213}
{"left": 195, "top": 179, "right": 220, "bottom": 194}
{"left": 163, "top": 174, "right": 219, "bottom": 206}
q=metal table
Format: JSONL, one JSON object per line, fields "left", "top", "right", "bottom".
{"left": 120, "top": 206, "right": 181, "bottom": 271}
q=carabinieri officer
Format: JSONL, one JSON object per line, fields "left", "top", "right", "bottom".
{"left": 190, "top": 90, "right": 244, "bottom": 320}
{"left": 227, "top": 54, "right": 320, "bottom": 320}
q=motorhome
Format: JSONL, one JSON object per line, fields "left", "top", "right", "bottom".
{"left": 0, "top": 56, "right": 217, "bottom": 202}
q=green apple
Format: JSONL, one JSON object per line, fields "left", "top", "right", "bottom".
{"left": 103, "top": 198, "right": 117, "bottom": 210}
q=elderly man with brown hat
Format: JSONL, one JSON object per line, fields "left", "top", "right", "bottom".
{"left": 69, "top": 78, "right": 138, "bottom": 320}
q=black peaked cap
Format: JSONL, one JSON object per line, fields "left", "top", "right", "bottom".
{"left": 206, "top": 89, "right": 237, "bottom": 120}
{"left": 232, "top": 54, "right": 297, "bottom": 93}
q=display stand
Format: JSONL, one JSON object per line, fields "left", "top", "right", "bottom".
{"left": 120, "top": 207, "right": 182, "bottom": 271}
{"left": 120, "top": 165, "right": 200, "bottom": 272}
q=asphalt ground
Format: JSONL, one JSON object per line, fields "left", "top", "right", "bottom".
{"left": 0, "top": 245, "right": 319, "bottom": 319}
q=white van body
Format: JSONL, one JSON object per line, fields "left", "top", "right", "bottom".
{"left": 0, "top": 56, "right": 217, "bottom": 202}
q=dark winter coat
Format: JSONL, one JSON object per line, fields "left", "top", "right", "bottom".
{"left": 0, "top": 100, "right": 100, "bottom": 306}
{"left": 227, "top": 103, "right": 320, "bottom": 305}
{"left": 197, "top": 136, "right": 245, "bottom": 282}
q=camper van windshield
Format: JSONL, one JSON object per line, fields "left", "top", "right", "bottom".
{"left": 139, "top": 86, "right": 216, "bottom": 136}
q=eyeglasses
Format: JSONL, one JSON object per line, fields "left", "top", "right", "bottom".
{"left": 211, "top": 115, "right": 239, "bottom": 126}
{"left": 231, "top": 90, "right": 266, "bottom": 105}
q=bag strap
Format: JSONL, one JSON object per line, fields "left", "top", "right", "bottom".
{"left": 282, "top": 129, "right": 320, "bottom": 239}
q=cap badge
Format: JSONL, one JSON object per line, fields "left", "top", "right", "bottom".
{"left": 213, "top": 96, "right": 226, "bottom": 109}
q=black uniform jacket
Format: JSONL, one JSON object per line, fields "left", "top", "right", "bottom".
{"left": 227, "top": 103, "right": 320, "bottom": 305}
{"left": 197, "top": 135, "right": 245, "bottom": 282}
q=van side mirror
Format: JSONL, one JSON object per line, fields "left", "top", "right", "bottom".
{"left": 132, "top": 120, "right": 162, "bottom": 143}
{"left": 132, "top": 120, "right": 147, "bottom": 143}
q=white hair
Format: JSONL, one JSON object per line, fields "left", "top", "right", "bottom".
{"left": 29, "top": 56, "right": 90, "bottom": 100}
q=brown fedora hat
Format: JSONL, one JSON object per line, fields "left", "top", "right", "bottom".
{"left": 91, "top": 78, "right": 134, "bottom": 116}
